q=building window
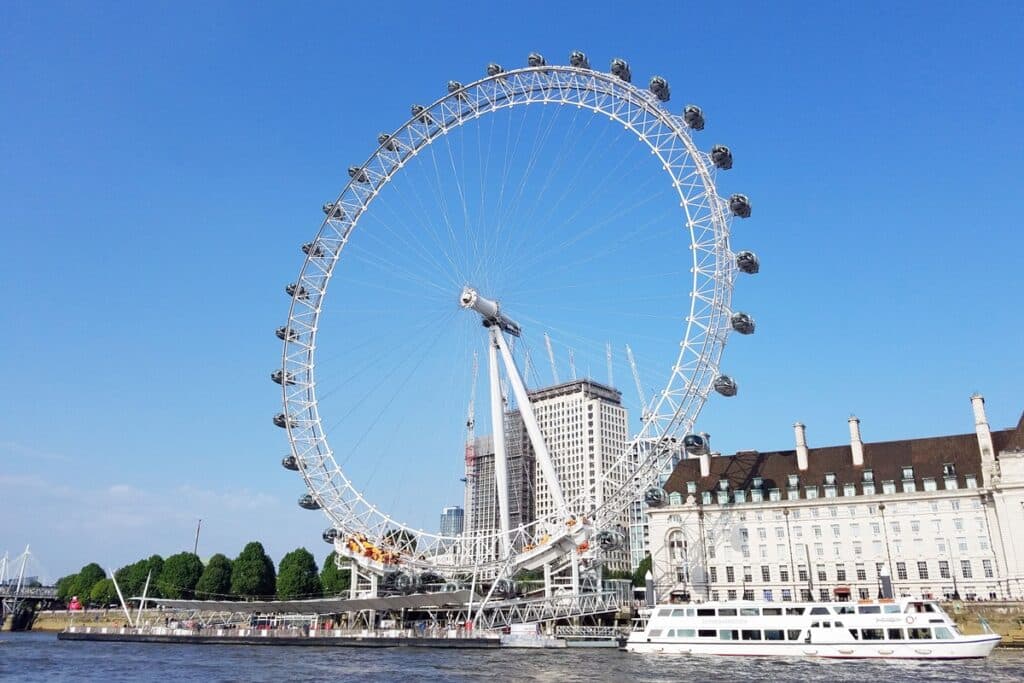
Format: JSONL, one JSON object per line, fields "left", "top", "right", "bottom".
{"left": 983, "top": 559, "right": 994, "bottom": 578}
{"left": 902, "top": 479, "right": 916, "bottom": 493}
{"left": 781, "top": 589, "right": 792, "bottom": 602}
{"left": 961, "top": 560, "right": 972, "bottom": 579}
{"left": 670, "top": 492, "right": 684, "bottom": 505}
{"left": 727, "top": 590, "right": 737, "bottom": 600}
{"left": 702, "top": 491, "right": 712, "bottom": 505}
{"left": 859, "top": 588, "right": 870, "bottom": 599}
{"left": 751, "top": 489, "right": 764, "bottom": 503}
{"left": 800, "top": 589, "right": 812, "bottom": 601}
{"left": 891, "top": 521, "right": 901, "bottom": 535}
{"left": 850, "top": 523, "right": 860, "bottom": 537}
{"left": 726, "top": 566, "right": 735, "bottom": 583}
{"left": 779, "top": 565, "right": 790, "bottom": 582}
{"left": 917, "top": 561, "right": 929, "bottom": 580}
{"left": 923, "top": 478, "right": 937, "bottom": 491}
{"left": 954, "top": 517, "right": 964, "bottom": 531}
{"left": 939, "top": 561, "right": 951, "bottom": 579}
{"left": 824, "top": 485, "right": 837, "bottom": 498}
{"left": 752, "top": 477, "right": 763, "bottom": 488}
{"left": 710, "top": 567, "right": 718, "bottom": 583}
{"left": 945, "top": 476, "right": 959, "bottom": 490}
{"left": 901, "top": 466, "right": 914, "bottom": 480}
{"left": 806, "top": 486, "right": 819, "bottom": 499}
{"left": 871, "top": 522, "right": 881, "bottom": 536}
{"left": 958, "top": 537, "right": 968, "bottom": 553}
{"left": 717, "top": 491, "right": 729, "bottom": 505}
{"left": 769, "top": 488, "right": 781, "bottom": 502}
{"left": 734, "top": 490, "right": 747, "bottom": 504}
{"left": 686, "top": 481, "right": 697, "bottom": 494}
{"left": 882, "top": 480, "right": 896, "bottom": 494}
{"left": 708, "top": 544, "right": 716, "bottom": 559}
{"left": 762, "top": 565, "right": 771, "bottom": 582}
{"left": 742, "top": 545, "right": 751, "bottom": 559}
{"left": 819, "top": 588, "right": 830, "bottom": 601}
{"left": 718, "top": 478, "right": 729, "bottom": 491}
{"left": 942, "top": 463, "right": 955, "bottom": 477}
{"left": 824, "top": 472, "right": 836, "bottom": 486}
{"left": 863, "top": 469, "right": 874, "bottom": 483}
{"left": 763, "top": 589, "right": 773, "bottom": 601}
{"left": 836, "top": 564, "right": 847, "bottom": 581}
{"left": 743, "top": 566, "right": 753, "bottom": 582}
{"left": 844, "top": 483, "right": 856, "bottom": 497}
{"left": 669, "top": 531, "right": 685, "bottom": 560}
{"left": 911, "top": 520, "right": 920, "bottom": 534}
{"left": 863, "top": 483, "right": 876, "bottom": 495}
{"left": 788, "top": 474, "right": 799, "bottom": 487}
{"left": 965, "top": 475, "right": 978, "bottom": 489}
{"left": 813, "top": 525, "right": 822, "bottom": 538}
{"left": 896, "top": 562, "right": 908, "bottom": 580}
{"left": 853, "top": 542, "right": 862, "bottom": 557}
{"left": 856, "top": 565, "right": 867, "bottom": 581}
{"left": 817, "top": 565, "right": 827, "bottom": 582}
{"left": 787, "top": 487, "right": 800, "bottom": 501}
{"left": 798, "top": 565, "right": 808, "bottom": 582}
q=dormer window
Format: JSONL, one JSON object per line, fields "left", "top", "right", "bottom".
{"left": 702, "top": 491, "right": 712, "bottom": 505}
{"left": 823, "top": 472, "right": 836, "bottom": 485}
{"left": 788, "top": 474, "right": 800, "bottom": 487}
{"left": 863, "top": 469, "right": 874, "bottom": 483}
{"left": 942, "top": 463, "right": 956, "bottom": 477}
{"left": 901, "top": 466, "right": 914, "bottom": 480}
{"left": 752, "top": 477, "right": 763, "bottom": 488}
{"left": 686, "top": 481, "right": 697, "bottom": 494}
{"left": 718, "top": 478, "right": 729, "bottom": 491}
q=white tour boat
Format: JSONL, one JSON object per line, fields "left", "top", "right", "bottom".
{"left": 625, "top": 598, "right": 1000, "bottom": 659}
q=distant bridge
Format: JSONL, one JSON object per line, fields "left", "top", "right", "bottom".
{"left": 0, "top": 585, "right": 58, "bottom": 600}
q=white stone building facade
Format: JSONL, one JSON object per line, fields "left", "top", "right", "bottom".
{"left": 647, "top": 395, "right": 1024, "bottom": 602}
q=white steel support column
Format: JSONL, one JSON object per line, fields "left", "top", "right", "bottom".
{"left": 488, "top": 329, "right": 512, "bottom": 558}
{"left": 493, "top": 330, "right": 568, "bottom": 518}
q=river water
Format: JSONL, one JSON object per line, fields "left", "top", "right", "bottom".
{"left": 2, "top": 632, "right": 1023, "bottom": 682}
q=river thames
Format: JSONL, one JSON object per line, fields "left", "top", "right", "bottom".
{"left": 2, "top": 632, "right": 1023, "bottom": 682}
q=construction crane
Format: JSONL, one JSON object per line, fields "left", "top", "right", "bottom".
{"left": 568, "top": 349, "right": 577, "bottom": 380}
{"left": 625, "top": 344, "right": 650, "bottom": 423}
{"left": 462, "top": 351, "right": 479, "bottom": 537}
{"left": 606, "top": 342, "right": 614, "bottom": 387}
{"left": 544, "top": 333, "right": 559, "bottom": 384}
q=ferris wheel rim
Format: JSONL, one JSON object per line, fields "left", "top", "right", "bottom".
{"left": 278, "top": 62, "right": 739, "bottom": 572}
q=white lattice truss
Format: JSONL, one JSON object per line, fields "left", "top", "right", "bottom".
{"left": 278, "top": 64, "right": 740, "bottom": 575}
{"left": 471, "top": 590, "right": 622, "bottom": 630}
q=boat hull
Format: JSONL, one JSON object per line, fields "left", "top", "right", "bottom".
{"left": 625, "top": 634, "right": 1001, "bottom": 659}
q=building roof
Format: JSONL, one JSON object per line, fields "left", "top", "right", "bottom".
{"left": 664, "top": 412, "right": 1024, "bottom": 497}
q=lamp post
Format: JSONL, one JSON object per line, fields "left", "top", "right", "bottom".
{"left": 783, "top": 508, "right": 796, "bottom": 601}
{"left": 878, "top": 503, "right": 895, "bottom": 590}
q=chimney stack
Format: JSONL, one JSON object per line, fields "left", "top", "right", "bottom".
{"left": 848, "top": 415, "right": 865, "bottom": 467}
{"left": 971, "top": 393, "right": 996, "bottom": 486}
{"left": 700, "top": 451, "right": 711, "bottom": 477}
{"left": 794, "top": 422, "right": 809, "bottom": 471}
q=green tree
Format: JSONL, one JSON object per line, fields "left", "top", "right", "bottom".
{"left": 604, "top": 569, "right": 634, "bottom": 582}
{"left": 633, "top": 555, "right": 653, "bottom": 587}
{"left": 320, "top": 552, "right": 351, "bottom": 596}
{"left": 230, "top": 542, "right": 276, "bottom": 598}
{"left": 158, "top": 552, "right": 204, "bottom": 598}
{"left": 195, "top": 554, "right": 233, "bottom": 599}
{"left": 89, "top": 578, "right": 118, "bottom": 607}
{"left": 114, "top": 554, "right": 164, "bottom": 599}
{"left": 276, "top": 548, "right": 320, "bottom": 600}
{"left": 71, "top": 563, "right": 106, "bottom": 600}
{"left": 56, "top": 574, "right": 78, "bottom": 601}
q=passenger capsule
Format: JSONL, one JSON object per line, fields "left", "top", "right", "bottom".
{"left": 323, "top": 527, "right": 339, "bottom": 543}
{"left": 594, "top": 530, "right": 625, "bottom": 552}
{"left": 302, "top": 242, "right": 325, "bottom": 258}
{"left": 713, "top": 375, "right": 738, "bottom": 397}
{"left": 569, "top": 51, "right": 590, "bottom": 69}
{"left": 735, "top": 250, "right": 760, "bottom": 274}
{"left": 419, "top": 571, "right": 445, "bottom": 587}
{"left": 282, "top": 454, "right": 299, "bottom": 471}
{"left": 683, "top": 105, "right": 705, "bottom": 131}
{"left": 273, "top": 413, "right": 292, "bottom": 428}
{"left": 275, "top": 325, "right": 299, "bottom": 342}
{"left": 322, "top": 202, "right": 345, "bottom": 219}
{"left": 710, "top": 144, "right": 733, "bottom": 170}
{"left": 410, "top": 104, "right": 434, "bottom": 126}
{"left": 728, "top": 193, "right": 752, "bottom": 218}
{"left": 298, "top": 493, "right": 321, "bottom": 510}
{"left": 447, "top": 80, "right": 463, "bottom": 94}
{"left": 486, "top": 63, "right": 504, "bottom": 77}
{"left": 610, "top": 58, "right": 632, "bottom": 83}
{"left": 527, "top": 52, "right": 546, "bottom": 67}
{"left": 730, "top": 312, "right": 756, "bottom": 335}
{"left": 348, "top": 166, "right": 369, "bottom": 183}
{"left": 683, "top": 433, "right": 709, "bottom": 455}
{"left": 644, "top": 486, "right": 669, "bottom": 508}
{"left": 271, "top": 369, "right": 296, "bottom": 386}
{"left": 649, "top": 76, "right": 671, "bottom": 102}
{"left": 492, "top": 578, "right": 517, "bottom": 598}
{"left": 285, "top": 283, "right": 309, "bottom": 300}
{"left": 377, "top": 133, "right": 399, "bottom": 152}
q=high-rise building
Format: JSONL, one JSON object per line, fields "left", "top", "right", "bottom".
{"left": 439, "top": 505, "right": 464, "bottom": 536}
{"left": 465, "top": 429, "right": 535, "bottom": 559}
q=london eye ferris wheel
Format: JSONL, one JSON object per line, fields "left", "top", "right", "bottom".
{"left": 272, "top": 51, "right": 759, "bottom": 585}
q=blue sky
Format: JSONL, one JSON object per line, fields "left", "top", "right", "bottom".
{"left": 2, "top": 1, "right": 1022, "bottom": 582}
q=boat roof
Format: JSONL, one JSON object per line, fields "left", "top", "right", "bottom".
{"left": 134, "top": 590, "right": 473, "bottom": 614}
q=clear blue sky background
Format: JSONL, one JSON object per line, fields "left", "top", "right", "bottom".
{"left": 2, "top": 1, "right": 1022, "bottom": 581}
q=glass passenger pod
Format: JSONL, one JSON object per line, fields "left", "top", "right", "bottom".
{"left": 486, "top": 62, "right": 504, "bottom": 77}
{"left": 713, "top": 375, "right": 738, "bottom": 397}
{"left": 649, "top": 76, "right": 671, "bottom": 102}
{"left": 683, "top": 433, "right": 709, "bottom": 455}
{"left": 270, "top": 369, "right": 296, "bottom": 386}
{"left": 285, "top": 283, "right": 309, "bottom": 300}
{"left": 710, "top": 144, "right": 733, "bottom": 170}
{"left": 730, "top": 312, "right": 756, "bottom": 335}
{"left": 377, "top": 133, "right": 400, "bottom": 152}
{"left": 281, "top": 454, "right": 299, "bottom": 471}
{"left": 298, "top": 493, "right": 321, "bottom": 510}
{"left": 322, "top": 202, "right": 345, "bottom": 219}
{"left": 595, "top": 529, "right": 625, "bottom": 551}
{"left": 410, "top": 104, "right": 434, "bottom": 126}
{"left": 728, "top": 193, "right": 752, "bottom": 218}
{"left": 347, "top": 166, "right": 369, "bottom": 183}
{"left": 275, "top": 326, "right": 299, "bottom": 342}
{"left": 569, "top": 51, "right": 590, "bottom": 69}
{"left": 527, "top": 52, "right": 546, "bottom": 68}
{"left": 683, "top": 105, "right": 705, "bottom": 131}
{"left": 610, "top": 58, "right": 632, "bottom": 83}
{"left": 735, "top": 250, "right": 760, "bottom": 274}
{"left": 322, "top": 527, "right": 339, "bottom": 543}
{"left": 446, "top": 80, "right": 466, "bottom": 99}
{"left": 301, "top": 242, "right": 325, "bottom": 258}
{"left": 645, "top": 486, "right": 669, "bottom": 507}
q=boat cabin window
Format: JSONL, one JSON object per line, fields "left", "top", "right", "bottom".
{"left": 887, "top": 628, "right": 904, "bottom": 640}
{"left": 933, "top": 627, "right": 954, "bottom": 640}
{"left": 785, "top": 607, "right": 805, "bottom": 615}
{"left": 687, "top": 609, "right": 695, "bottom": 617}
{"left": 740, "top": 607, "right": 760, "bottom": 616}
{"left": 657, "top": 608, "right": 672, "bottom": 617}
{"left": 741, "top": 630, "right": 762, "bottom": 640}
{"left": 809, "top": 607, "right": 830, "bottom": 615}
{"left": 857, "top": 605, "right": 881, "bottom": 614}
{"left": 835, "top": 605, "right": 854, "bottom": 614}
{"left": 764, "top": 629, "right": 784, "bottom": 640}
{"left": 697, "top": 629, "right": 716, "bottom": 638}
{"left": 677, "top": 629, "right": 696, "bottom": 638}
{"left": 860, "top": 628, "right": 884, "bottom": 640}
{"left": 786, "top": 630, "right": 803, "bottom": 640}
{"left": 697, "top": 608, "right": 715, "bottom": 617}
{"left": 810, "top": 621, "right": 819, "bottom": 628}
{"left": 908, "top": 602, "right": 937, "bottom": 613}
{"left": 883, "top": 604, "right": 901, "bottom": 614}
{"left": 763, "top": 607, "right": 782, "bottom": 616}
{"left": 719, "top": 629, "right": 739, "bottom": 640}
{"left": 671, "top": 609, "right": 687, "bottom": 617}
{"left": 718, "top": 608, "right": 737, "bottom": 616}
{"left": 648, "top": 629, "right": 662, "bottom": 637}
{"left": 908, "top": 628, "right": 933, "bottom": 640}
